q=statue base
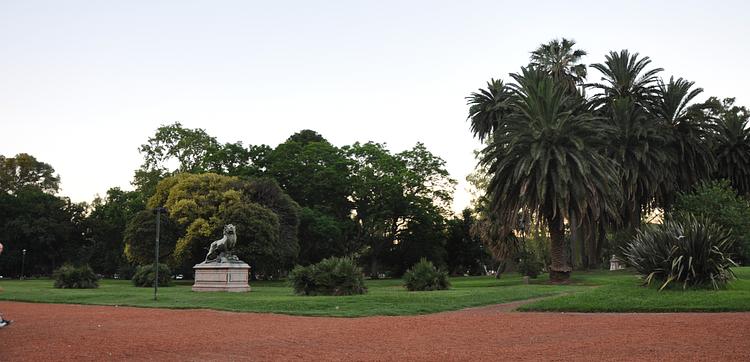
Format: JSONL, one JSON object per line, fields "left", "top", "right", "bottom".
{"left": 192, "top": 262, "right": 251, "bottom": 292}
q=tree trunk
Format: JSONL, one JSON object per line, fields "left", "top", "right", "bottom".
{"left": 548, "top": 214, "right": 571, "bottom": 283}
{"left": 569, "top": 213, "right": 582, "bottom": 269}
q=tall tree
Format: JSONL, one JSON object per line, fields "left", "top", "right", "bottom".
{"left": 479, "top": 67, "right": 620, "bottom": 282}
{"left": 706, "top": 97, "right": 750, "bottom": 195}
{"left": 530, "top": 38, "right": 588, "bottom": 92}
{"left": 590, "top": 50, "right": 665, "bottom": 228}
{"left": 653, "top": 77, "right": 715, "bottom": 205}
{"left": 85, "top": 188, "right": 145, "bottom": 274}
{"left": 346, "top": 142, "right": 455, "bottom": 276}
{"left": 0, "top": 153, "right": 60, "bottom": 194}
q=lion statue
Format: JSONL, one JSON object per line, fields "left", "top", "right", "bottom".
{"left": 204, "top": 224, "right": 238, "bottom": 263}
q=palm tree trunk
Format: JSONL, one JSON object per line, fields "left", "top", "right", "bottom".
{"left": 548, "top": 213, "right": 571, "bottom": 282}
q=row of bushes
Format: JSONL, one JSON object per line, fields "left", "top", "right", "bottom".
{"left": 53, "top": 263, "right": 172, "bottom": 289}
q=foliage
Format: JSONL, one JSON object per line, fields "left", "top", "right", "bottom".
{"left": 706, "top": 97, "right": 750, "bottom": 195}
{"left": 673, "top": 180, "right": 750, "bottom": 263}
{"left": 146, "top": 173, "right": 299, "bottom": 276}
{"left": 297, "top": 207, "right": 350, "bottom": 265}
{"left": 515, "top": 250, "right": 544, "bottom": 278}
{"left": 52, "top": 264, "right": 99, "bottom": 289}
{"left": 624, "top": 215, "right": 737, "bottom": 290}
{"left": 529, "top": 37, "right": 587, "bottom": 92}
{"left": 445, "top": 209, "right": 489, "bottom": 275}
{"left": 403, "top": 258, "right": 451, "bottom": 291}
{"left": 0, "top": 153, "right": 60, "bottom": 194}
{"left": 266, "top": 130, "right": 352, "bottom": 218}
{"left": 345, "top": 141, "right": 455, "bottom": 276}
{"left": 85, "top": 188, "right": 145, "bottom": 275}
{"left": 123, "top": 209, "right": 178, "bottom": 266}
{"left": 0, "top": 187, "right": 87, "bottom": 276}
{"left": 475, "top": 66, "right": 620, "bottom": 281}
{"left": 132, "top": 263, "right": 172, "bottom": 287}
{"left": 289, "top": 256, "right": 367, "bottom": 296}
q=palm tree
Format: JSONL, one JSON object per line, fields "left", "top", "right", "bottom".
{"left": 590, "top": 50, "right": 663, "bottom": 104}
{"left": 530, "top": 38, "right": 588, "bottom": 92}
{"left": 590, "top": 50, "right": 666, "bottom": 228}
{"left": 466, "top": 79, "right": 514, "bottom": 142}
{"left": 481, "top": 67, "right": 620, "bottom": 282}
{"left": 712, "top": 98, "right": 750, "bottom": 195}
{"left": 653, "top": 77, "right": 715, "bottom": 205}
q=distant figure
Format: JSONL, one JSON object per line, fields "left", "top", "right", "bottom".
{"left": 0, "top": 243, "right": 12, "bottom": 328}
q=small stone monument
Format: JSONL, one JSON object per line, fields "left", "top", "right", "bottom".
{"left": 609, "top": 254, "right": 625, "bottom": 271}
{"left": 192, "top": 224, "right": 251, "bottom": 292}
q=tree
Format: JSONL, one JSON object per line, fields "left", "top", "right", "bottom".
{"left": 345, "top": 141, "right": 455, "bottom": 276}
{"left": 0, "top": 153, "right": 60, "bottom": 194}
{"left": 445, "top": 209, "right": 489, "bottom": 275}
{"left": 466, "top": 79, "right": 514, "bottom": 142}
{"left": 0, "top": 188, "right": 86, "bottom": 276}
{"left": 85, "top": 188, "right": 145, "bottom": 274}
{"left": 590, "top": 50, "right": 666, "bottom": 228}
{"left": 673, "top": 180, "right": 750, "bottom": 263}
{"left": 707, "top": 97, "right": 750, "bottom": 195}
{"left": 123, "top": 209, "right": 178, "bottom": 266}
{"left": 133, "top": 123, "right": 268, "bottom": 199}
{"left": 590, "top": 50, "right": 663, "bottom": 103}
{"left": 266, "top": 131, "right": 352, "bottom": 218}
{"left": 478, "top": 67, "right": 620, "bottom": 282}
{"left": 297, "top": 207, "right": 349, "bottom": 265}
{"left": 144, "top": 173, "right": 299, "bottom": 276}
{"left": 653, "top": 77, "right": 715, "bottom": 205}
{"left": 530, "top": 38, "right": 588, "bottom": 92}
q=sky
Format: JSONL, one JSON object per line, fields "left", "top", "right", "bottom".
{"left": 1, "top": 0, "right": 749, "bottom": 213}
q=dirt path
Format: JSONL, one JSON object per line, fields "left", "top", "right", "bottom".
{"left": 1, "top": 301, "right": 748, "bottom": 361}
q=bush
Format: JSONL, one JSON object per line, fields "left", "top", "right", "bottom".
{"left": 403, "top": 258, "right": 450, "bottom": 291}
{"left": 624, "top": 215, "right": 737, "bottom": 290}
{"left": 289, "top": 257, "right": 367, "bottom": 296}
{"left": 673, "top": 180, "right": 750, "bottom": 264}
{"left": 132, "top": 263, "right": 173, "bottom": 287}
{"left": 515, "top": 250, "right": 544, "bottom": 278}
{"left": 53, "top": 264, "right": 99, "bottom": 289}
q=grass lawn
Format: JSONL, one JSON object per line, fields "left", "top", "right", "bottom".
{"left": 0, "top": 275, "right": 583, "bottom": 317}
{"left": 519, "top": 266, "right": 750, "bottom": 312}
{"left": 2, "top": 267, "right": 748, "bottom": 316}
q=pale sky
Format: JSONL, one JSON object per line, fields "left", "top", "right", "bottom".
{"left": 1, "top": 0, "right": 749, "bottom": 213}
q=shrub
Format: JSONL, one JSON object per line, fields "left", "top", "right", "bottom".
{"left": 403, "top": 258, "right": 450, "bottom": 291}
{"left": 289, "top": 257, "right": 367, "bottom": 296}
{"left": 53, "top": 264, "right": 99, "bottom": 289}
{"left": 132, "top": 263, "right": 173, "bottom": 287}
{"left": 515, "top": 250, "right": 544, "bottom": 278}
{"left": 623, "top": 215, "right": 737, "bottom": 290}
{"left": 673, "top": 180, "right": 750, "bottom": 264}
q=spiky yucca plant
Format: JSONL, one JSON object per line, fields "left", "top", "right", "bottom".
{"left": 624, "top": 215, "right": 737, "bottom": 290}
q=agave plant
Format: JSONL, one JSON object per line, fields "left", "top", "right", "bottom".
{"left": 624, "top": 215, "right": 737, "bottom": 290}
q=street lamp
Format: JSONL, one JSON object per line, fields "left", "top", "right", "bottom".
{"left": 21, "top": 249, "right": 26, "bottom": 280}
{"left": 153, "top": 207, "right": 168, "bottom": 301}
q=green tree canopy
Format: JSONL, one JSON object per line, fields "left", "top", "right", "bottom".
{"left": 0, "top": 153, "right": 60, "bottom": 194}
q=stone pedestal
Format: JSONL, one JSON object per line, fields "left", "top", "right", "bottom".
{"left": 192, "top": 262, "right": 251, "bottom": 292}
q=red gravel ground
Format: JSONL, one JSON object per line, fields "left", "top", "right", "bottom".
{"left": 1, "top": 301, "right": 748, "bottom": 361}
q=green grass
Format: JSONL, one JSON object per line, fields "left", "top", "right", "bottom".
{"left": 0, "top": 275, "right": 582, "bottom": 317}
{"left": 519, "top": 267, "right": 750, "bottom": 312}
{"left": 3, "top": 267, "right": 748, "bottom": 316}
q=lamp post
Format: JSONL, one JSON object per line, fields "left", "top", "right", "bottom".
{"left": 153, "top": 207, "right": 168, "bottom": 301}
{"left": 21, "top": 249, "right": 26, "bottom": 280}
